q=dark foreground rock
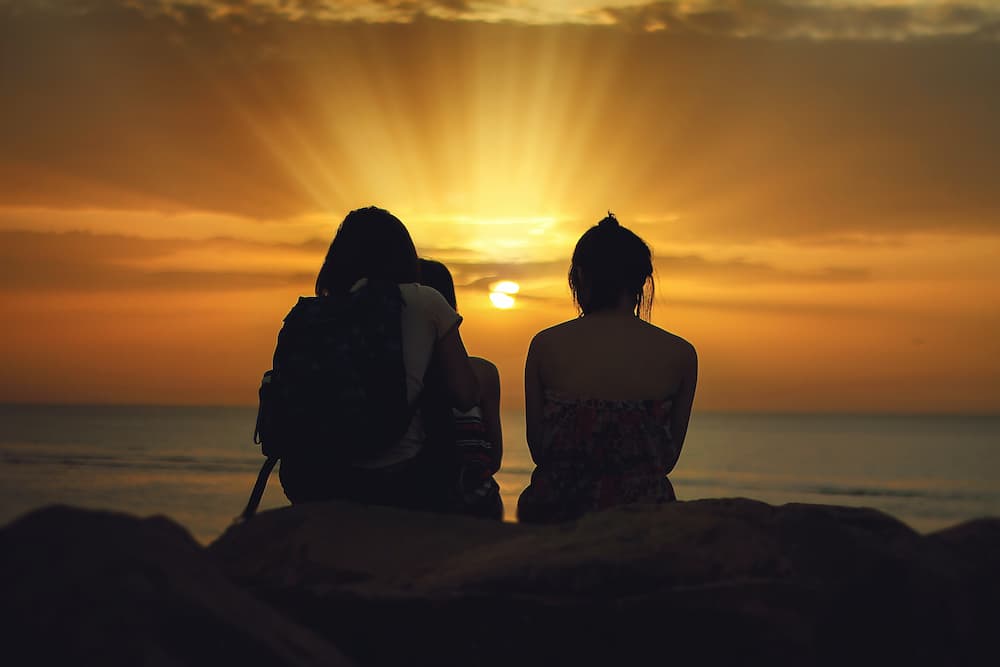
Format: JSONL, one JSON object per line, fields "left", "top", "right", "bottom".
{"left": 211, "top": 499, "right": 1000, "bottom": 667}
{"left": 4, "top": 500, "right": 999, "bottom": 666}
{"left": 0, "top": 505, "right": 351, "bottom": 667}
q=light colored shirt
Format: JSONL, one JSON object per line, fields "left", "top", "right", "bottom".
{"left": 354, "top": 281, "right": 462, "bottom": 467}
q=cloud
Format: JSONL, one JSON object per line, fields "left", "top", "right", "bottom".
{"left": 0, "top": 230, "right": 317, "bottom": 291}
{"left": 662, "top": 293, "right": 886, "bottom": 317}
{"left": 590, "top": 1, "right": 1000, "bottom": 40}
{"left": 7, "top": 1, "right": 1000, "bottom": 38}
{"left": 435, "top": 252, "right": 870, "bottom": 290}
{"left": 1, "top": 3, "right": 998, "bottom": 241}
{"left": 0, "top": 228, "right": 872, "bottom": 296}
{"left": 436, "top": 259, "right": 567, "bottom": 282}
{"left": 661, "top": 254, "right": 871, "bottom": 284}
{"left": 2, "top": 0, "right": 482, "bottom": 24}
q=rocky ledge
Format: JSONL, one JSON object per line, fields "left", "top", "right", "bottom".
{"left": 3, "top": 499, "right": 999, "bottom": 666}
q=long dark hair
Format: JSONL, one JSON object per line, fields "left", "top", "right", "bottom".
{"left": 569, "top": 213, "right": 654, "bottom": 319}
{"left": 315, "top": 206, "right": 419, "bottom": 296}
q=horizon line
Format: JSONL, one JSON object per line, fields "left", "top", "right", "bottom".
{"left": 2, "top": 401, "right": 998, "bottom": 420}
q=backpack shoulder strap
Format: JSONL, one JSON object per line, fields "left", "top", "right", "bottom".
{"left": 236, "top": 455, "right": 278, "bottom": 523}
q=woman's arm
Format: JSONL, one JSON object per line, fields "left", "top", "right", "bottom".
{"left": 666, "top": 341, "right": 698, "bottom": 472}
{"left": 524, "top": 333, "right": 546, "bottom": 463}
{"left": 470, "top": 357, "right": 503, "bottom": 473}
{"left": 435, "top": 327, "right": 480, "bottom": 411}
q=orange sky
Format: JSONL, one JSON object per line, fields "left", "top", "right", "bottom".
{"left": 1, "top": 1, "right": 998, "bottom": 412}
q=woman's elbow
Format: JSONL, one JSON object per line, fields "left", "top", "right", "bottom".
{"left": 454, "top": 394, "right": 478, "bottom": 412}
{"left": 452, "top": 376, "right": 480, "bottom": 411}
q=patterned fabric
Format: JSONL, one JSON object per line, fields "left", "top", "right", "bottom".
{"left": 454, "top": 406, "right": 497, "bottom": 472}
{"left": 517, "top": 389, "right": 677, "bottom": 523}
{"left": 450, "top": 406, "right": 503, "bottom": 519}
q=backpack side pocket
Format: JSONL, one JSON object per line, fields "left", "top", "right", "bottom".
{"left": 254, "top": 370, "right": 280, "bottom": 458}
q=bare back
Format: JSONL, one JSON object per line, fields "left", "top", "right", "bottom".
{"left": 524, "top": 310, "right": 698, "bottom": 463}
{"left": 534, "top": 313, "right": 692, "bottom": 400}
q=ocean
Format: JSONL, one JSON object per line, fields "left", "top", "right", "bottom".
{"left": 1, "top": 404, "right": 998, "bottom": 544}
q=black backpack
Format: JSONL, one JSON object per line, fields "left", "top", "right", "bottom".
{"left": 239, "top": 280, "right": 412, "bottom": 520}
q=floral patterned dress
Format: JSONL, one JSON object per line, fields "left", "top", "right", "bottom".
{"left": 517, "top": 389, "right": 678, "bottom": 523}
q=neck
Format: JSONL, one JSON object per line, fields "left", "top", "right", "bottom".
{"left": 584, "top": 294, "right": 638, "bottom": 318}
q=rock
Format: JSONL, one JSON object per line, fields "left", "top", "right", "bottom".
{"left": 211, "top": 498, "right": 1000, "bottom": 667}
{"left": 211, "top": 496, "right": 529, "bottom": 592}
{"left": 0, "top": 505, "right": 352, "bottom": 667}
{"left": 6, "top": 500, "right": 997, "bottom": 666}
{"left": 922, "top": 519, "right": 1000, "bottom": 655}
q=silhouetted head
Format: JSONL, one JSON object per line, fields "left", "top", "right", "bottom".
{"left": 569, "top": 212, "right": 654, "bottom": 319}
{"left": 315, "top": 206, "right": 419, "bottom": 296}
{"left": 419, "top": 258, "right": 458, "bottom": 310}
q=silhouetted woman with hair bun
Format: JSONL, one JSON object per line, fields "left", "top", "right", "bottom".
{"left": 517, "top": 213, "right": 697, "bottom": 523}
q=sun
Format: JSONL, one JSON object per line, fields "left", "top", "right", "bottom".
{"left": 489, "top": 280, "right": 519, "bottom": 309}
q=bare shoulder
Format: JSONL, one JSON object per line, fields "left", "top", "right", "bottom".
{"left": 529, "top": 319, "right": 579, "bottom": 351}
{"left": 401, "top": 282, "right": 454, "bottom": 309}
{"left": 641, "top": 320, "right": 697, "bottom": 363}
{"left": 470, "top": 356, "right": 500, "bottom": 386}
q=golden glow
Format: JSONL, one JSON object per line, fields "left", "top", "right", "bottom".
{"left": 492, "top": 280, "right": 520, "bottom": 295}
{"left": 2, "top": 8, "right": 999, "bottom": 413}
{"left": 489, "top": 291, "right": 516, "bottom": 309}
{"left": 487, "top": 280, "right": 520, "bottom": 309}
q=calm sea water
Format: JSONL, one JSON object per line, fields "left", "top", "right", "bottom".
{"left": 1, "top": 404, "right": 998, "bottom": 543}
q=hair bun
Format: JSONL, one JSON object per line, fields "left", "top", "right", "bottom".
{"left": 598, "top": 212, "right": 619, "bottom": 229}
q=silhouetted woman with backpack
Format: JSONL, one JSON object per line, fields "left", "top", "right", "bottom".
{"left": 269, "top": 206, "right": 479, "bottom": 509}
{"left": 517, "top": 213, "right": 697, "bottom": 523}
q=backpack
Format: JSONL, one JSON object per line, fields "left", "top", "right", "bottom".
{"left": 239, "top": 280, "right": 412, "bottom": 520}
